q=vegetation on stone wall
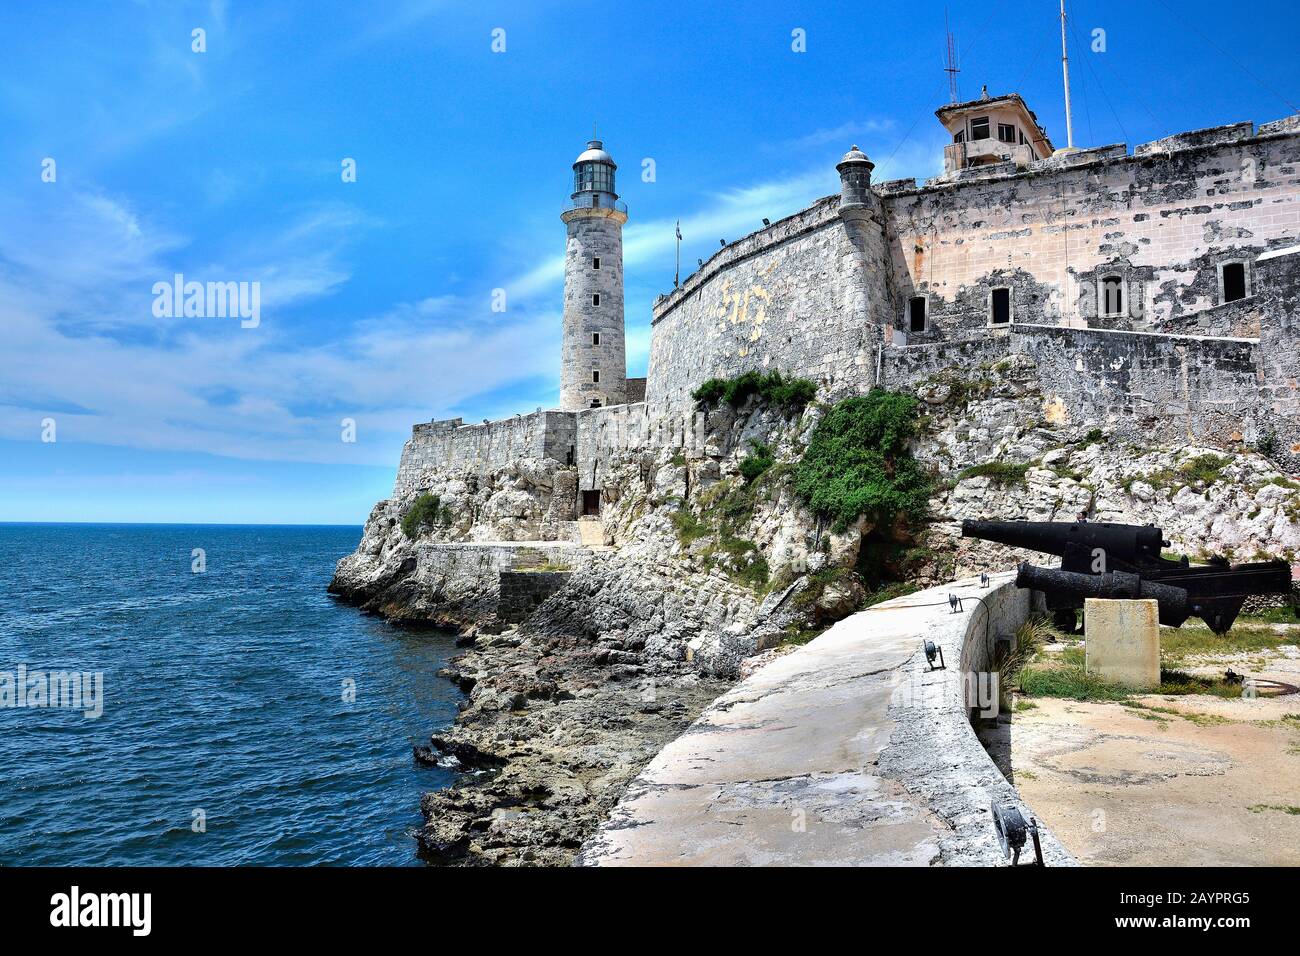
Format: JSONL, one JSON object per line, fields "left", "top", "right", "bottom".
{"left": 670, "top": 476, "right": 770, "bottom": 590}
{"left": 401, "top": 492, "right": 451, "bottom": 539}
{"left": 692, "top": 369, "right": 817, "bottom": 412}
{"left": 739, "top": 440, "right": 775, "bottom": 485}
{"left": 792, "top": 389, "right": 932, "bottom": 533}
{"left": 958, "top": 461, "right": 1032, "bottom": 485}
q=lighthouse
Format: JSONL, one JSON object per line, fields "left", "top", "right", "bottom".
{"left": 560, "top": 138, "right": 627, "bottom": 410}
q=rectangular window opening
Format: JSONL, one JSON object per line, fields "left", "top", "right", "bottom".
{"left": 990, "top": 287, "right": 1011, "bottom": 325}
{"left": 998, "top": 123, "right": 1016, "bottom": 143}
{"left": 970, "top": 117, "right": 990, "bottom": 141}
{"left": 1222, "top": 262, "right": 1247, "bottom": 303}
{"left": 908, "top": 296, "right": 927, "bottom": 333}
{"left": 593, "top": 257, "right": 601, "bottom": 270}
{"left": 1101, "top": 276, "right": 1125, "bottom": 317}
{"left": 592, "top": 368, "right": 600, "bottom": 383}
{"left": 591, "top": 331, "right": 600, "bottom": 345}
{"left": 592, "top": 293, "right": 601, "bottom": 306}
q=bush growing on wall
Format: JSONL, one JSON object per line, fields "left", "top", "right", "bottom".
{"left": 692, "top": 369, "right": 817, "bottom": 412}
{"left": 793, "top": 389, "right": 932, "bottom": 533}
{"left": 401, "top": 493, "right": 448, "bottom": 539}
{"left": 739, "top": 440, "right": 775, "bottom": 485}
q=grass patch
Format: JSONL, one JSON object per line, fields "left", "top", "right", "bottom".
{"left": 1160, "top": 622, "right": 1298, "bottom": 662}
{"left": 1248, "top": 804, "right": 1300, "bottom": 815}
{"left": 958, "top": 461, "right": 1032, "bottom": 485}
{"left": 1157, "top": 668, "right": 1250, "bottom": 699}
{"left": 860, "top": 579, "right": 922, "bottom": 609}
{"left": 692, "top": 369, "right": 817, "bottom": 412}
{"left": 1018, "top": 663, "right": 1131, "bottom": 701}
{"left": 1240, "top": 605, "right": 1300, "bottom": 625}
{"left": 670, "top": 507, "right": 710, "bottom": 546}
{"left": 792, "top": 389, "right": 932, "bottom": 533}
{"left": 401, "top": 493, "right": 451, "bottom": 539}
{"left": 780, "top": 625, "right": 827, "bottom": 647}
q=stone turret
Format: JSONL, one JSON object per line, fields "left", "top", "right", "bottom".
{"left": 835, "top": 144, "right": 875, "bottom": 220}
{"left": 560, "top": 139, "right": 628, "bottom": 411}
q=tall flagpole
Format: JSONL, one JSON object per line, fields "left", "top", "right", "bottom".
{"left": 1059, "top": 0, "right": 1075, "bottom": 151}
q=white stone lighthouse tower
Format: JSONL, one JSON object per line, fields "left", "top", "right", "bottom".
{"left": 560, "top": 139, "right": 627, "bottom": 410}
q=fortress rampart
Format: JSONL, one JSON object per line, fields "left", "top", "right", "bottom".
{"left": 388, "top": 112, "right": 1300, "bottom": 507}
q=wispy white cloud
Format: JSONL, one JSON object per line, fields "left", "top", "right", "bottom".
{"left": 771, "top": 118, "right": 898, "bottom": 152}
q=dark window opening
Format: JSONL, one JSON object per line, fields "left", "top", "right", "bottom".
{"left": 970, "top": 117, "right": 990, "bottom": 141}
{"left": 1019, "top": 130, "right": 1028, "bottom": 145}
{"left": 589, "top": 399, "right": 602, "bottom": 408}
{"left": 991, "top": 287, "right": 1011, "bottom": 325}
{"left": 581, "top": 490, "right": 601, "bottom": 516}
{"left": 592, "top": 331, "right": 600, "bottom": 345}
{"left": 998, "top": 123, "right": 1016, "bottom": 143}
{"left": 592, "top": 368, "right": 600, "bottom": 383}
{"left": 1222, "top": 262, "right": 1247, "bottom": 303}
{"left": 592, "top": 257, "right": 601, "bottom": 270}
{"left": 592, "top": 293, "right": 600, "bottom": 306}
{"left": 1101, "top": 276, "right": 1124, "bottom": 317}
{"left": 954, "top": 130, "right": 965, "bottom": 144}
{"left": 565, "top": 447, "right": 574, "bottom": 466}
{"left": 908, "top": 296, "right": 927, "bottom": 333}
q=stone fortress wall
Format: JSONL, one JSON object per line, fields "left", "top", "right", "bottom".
{"left": 390, "top": 111, "right": 1300, "bottom": 507}
{"left": 881, "top": 117, "right": 1300, "bottom": 341}
{"left": 645, "top": 196, "right": 886, "bottom": 412}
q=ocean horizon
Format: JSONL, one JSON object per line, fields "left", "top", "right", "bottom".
{"left": 0, "top": 523, "right": 462, "bottom": 866}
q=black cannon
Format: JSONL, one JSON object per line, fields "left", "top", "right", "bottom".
{"left": 961, "top": 519, "right": 1294, "bottom": 634}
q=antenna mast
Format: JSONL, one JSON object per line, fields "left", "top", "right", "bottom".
{"left": 1059, "top": 0, "right": 1075, "bottom": 150}
{"left": 944, "top": 9, "right": 960, "bottom": 104}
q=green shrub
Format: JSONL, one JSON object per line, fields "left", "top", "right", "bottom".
{"left": 792, "top": 390, "right": 932, "bottom": 532}
{"left": 1255, "top": 431, "right": 1279, "bottom": 457}
{"left": 1178, "top": 453, "right": 1229, "bottom": 488}
{"left": 739, "top": 440, "right": 775, "bottom": 485}
{"left": 958, "top": 461, "right": 1032, "bottom": 485}
{"left": 401, "top": 493, "right": 448, "bottom": 539}
{"left": 670, "top": 507, "right": 709, "bottom": 545}
{"left": 692, "top": 369, "right": 817, "bottom": 412}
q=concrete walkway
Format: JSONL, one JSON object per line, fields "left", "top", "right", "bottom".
{"left": 578, "top": 573, "right": 1074, "bottom": 866}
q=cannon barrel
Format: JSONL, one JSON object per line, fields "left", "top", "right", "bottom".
{"left": 1015, "top": 563, "right": 1192, "bottom": 627}
{"left": 962, "top": 519, "right": 1168, "bottom": 568}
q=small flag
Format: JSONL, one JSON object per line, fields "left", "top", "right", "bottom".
{"left": 675, "top": 221, "right": 682, "bottom": 240}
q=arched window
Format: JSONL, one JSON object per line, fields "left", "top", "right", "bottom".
{"left": 1101, "top": 275, "right": 1124, "bottom": 317}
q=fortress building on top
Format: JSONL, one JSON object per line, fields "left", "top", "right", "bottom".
{"left": 398, "top": 89, "right": 1300, "bottom": 525}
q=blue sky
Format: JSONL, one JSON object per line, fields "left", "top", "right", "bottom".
{"left": 1, "top": 0, "right": 1296, "bottom": 524}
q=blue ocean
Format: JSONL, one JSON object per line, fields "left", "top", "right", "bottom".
{"left": 0, "top": 523, "right": 461, "bottom": 866}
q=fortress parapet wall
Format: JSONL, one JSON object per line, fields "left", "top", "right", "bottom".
{"left": 574, "top": 401, "right": 704, "bottom": 491}
{"left": 394, "top": 410, "right": 577, "bottom": 498}
{"left": 884, "top": 118, "right": 1300, "bottom": 341}
{"left": 644, "top": 116, "right": 1299, "bottom": 421}
{"left": 647, "top": 196, "right": 885, "bottom": 414}
{"left": 1012, "top": 324, "right": 1264, "bottom": 444}
{"left": 877, "top": 334, "right": 1013, "bottom": 390}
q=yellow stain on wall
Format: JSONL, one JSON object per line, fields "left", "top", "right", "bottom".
{"left": 1043, "top": 395, "right": 1070, "bottom": 425}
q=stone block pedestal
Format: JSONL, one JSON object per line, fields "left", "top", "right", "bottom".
{"left": 1084, "top": 598, "right": 1160, "bottom": 689}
